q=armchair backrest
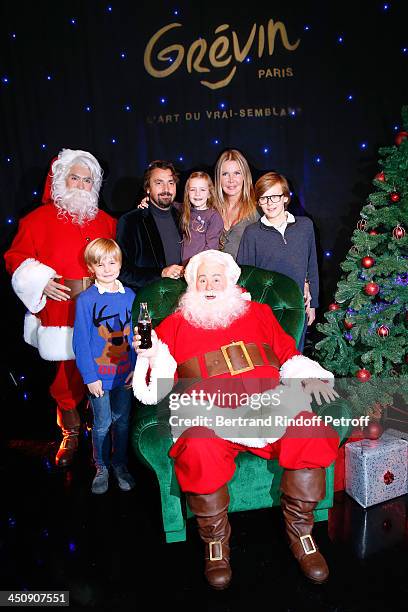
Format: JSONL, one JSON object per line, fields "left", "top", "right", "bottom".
{"left": 132, "top": 265, "right": 305, "bottom": 345}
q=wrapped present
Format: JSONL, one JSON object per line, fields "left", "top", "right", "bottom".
{"left": 380, "top": 429, "right": 408, "bottom": 492}
{"left": 381, "top": 427, "right": 408, "bottom": 443}
{"left": 345, "top": 437, "right": 408, "bottom": 508}
{"left": 333, "top": 428, "right": 367, "bottom": 492}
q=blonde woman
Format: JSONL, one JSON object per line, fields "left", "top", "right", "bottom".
{"left": 214, "top": 149, "right": 259, "bottom": 259}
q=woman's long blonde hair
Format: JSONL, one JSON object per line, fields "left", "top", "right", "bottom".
{"left": 214, "top": 149, "right": 257, "bottom": 224}
{"left": 181, "top": 171, "right": 220, "bottom": 243}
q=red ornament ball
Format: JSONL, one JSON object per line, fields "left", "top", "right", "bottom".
{"left": 328, "top": 303, "right": 340, "bottom": 311}
{"left": 368, "top": 230, "right": 378, "bottom": 235}
{"left": 390, "top": 192, "right": 401, "bottom": 203}
{"left": 392, "top": 225, "right": 406, "bottom": 239}
{"left": 344, "top": 319, "right": 353, "bottom": 329}
{"left": 365, "top": 421, "right": 383, "bottom": 440}
{"left": 377, "top": 324, "right": 390, "bottom": 338}
{"left": 374, "top": 171, "right": 385, "bottom": 182}
{"left": 395, "top": 131, "right": 408, "bottom": 146}
{"left": 364, "top": 282, "right": 380, "bottom": 296}
{"left": 361, "top": 256, "right": 375, "bottom": 269}
{"left": 356, "top": 368, "right": 371, "bottom": 381}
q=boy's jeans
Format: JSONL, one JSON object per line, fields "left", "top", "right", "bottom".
{"left": 89, "top": 386, "right": 132, "bottom": 469}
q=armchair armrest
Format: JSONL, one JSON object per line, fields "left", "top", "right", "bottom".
{"left": 131, "top": 401, "right": 187, "bottom": 543}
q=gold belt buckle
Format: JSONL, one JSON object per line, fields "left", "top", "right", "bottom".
{"left": 220, "top": 340, "right": 255, "bottom": 376}
{"left": 300, "top": 534, "right": 317, "bottom": 555}
{"left": 209, "top": 541, "right": 223, "bottom": 561}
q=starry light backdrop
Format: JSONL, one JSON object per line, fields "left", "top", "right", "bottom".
{"left": 1, "top": 1, "right": 407, "bottom": 365}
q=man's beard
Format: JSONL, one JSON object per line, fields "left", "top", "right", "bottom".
{"left": 178, "top": 284, "right": 249, "bottom": 329}
{"left": 55, "top": 188, "right": 98, "bottom": 225}
{"left": 151, "top": 192, "right": 174, "bottom": 210}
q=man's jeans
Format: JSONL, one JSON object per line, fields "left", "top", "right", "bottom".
{"left": 89, "top": 386, "right": 132, "bottom": 469}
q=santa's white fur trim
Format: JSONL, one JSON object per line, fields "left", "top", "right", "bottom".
{"left": 280, "top": 354, "right": 334, "bottom": 385}
{"left": 133, "top": 340, "right": 177, "bottom": 405}
{"left": 24, "top": 313, "right": 40, "bottom": 348}
{"left": 12, "top": 258, "right": 56, "bottom": 313}
{"left": 241, "top": 291, "right": 252, "bottom": 301}
{"left": 23, "top": 313, "right": 75, "bottom": 360}
{"left": 224, "top": 437, "right": 277, "bottom": 448}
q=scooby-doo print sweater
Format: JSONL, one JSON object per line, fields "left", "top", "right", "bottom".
{"left": 73, "top": 280, "right": 136, "bottom": 390}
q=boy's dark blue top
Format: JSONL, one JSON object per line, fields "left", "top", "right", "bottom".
{"left": 237, "top": 216, "right": 319, "bottom": 308}
{"left": 73, "top": 283, "right": 136, "bottom": 390}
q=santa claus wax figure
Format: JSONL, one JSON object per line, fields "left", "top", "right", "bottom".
{"left": 4, "top": 149, "right": 117, "bottom": 467}
{"left": 132, "top": 250, "right": 341, "bottom": 590}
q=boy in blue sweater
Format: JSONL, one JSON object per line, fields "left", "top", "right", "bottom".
{"left": 73, "top": 238, "right": 136, "bottom": 494}
{"left": 237, "top": 172, "right": 319, "bottom": 351}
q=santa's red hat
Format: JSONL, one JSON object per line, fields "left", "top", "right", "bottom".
{"left": 41, "top": 156, "right": 57, "bottom": 204}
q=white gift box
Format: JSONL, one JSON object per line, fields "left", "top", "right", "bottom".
{"left": 345, "top": 437, "right": 408, "bottom": 508}
{"left": 381, "top": 427, "right": 408, "bottom": 443}
{"left": 380, "top": 429, "right": 408, "bottom": 492}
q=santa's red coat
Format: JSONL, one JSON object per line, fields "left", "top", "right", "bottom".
{"left": 155, "top": 300, "right": 300, "bottom": 387}
{"left": 147, "top": 301, "right": 338, "bottom": 493}
{"left": 4, "top": 203, "right": 116, "bottom": 360}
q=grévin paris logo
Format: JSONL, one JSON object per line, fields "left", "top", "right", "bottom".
{"left": 144, "top": 17, "right": 301, "bottom": 90}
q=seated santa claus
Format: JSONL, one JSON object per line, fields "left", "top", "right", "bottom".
{"left": 132, "top": 250, "right": 339, "bottom": 590}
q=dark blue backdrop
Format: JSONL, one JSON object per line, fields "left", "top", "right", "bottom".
{"left": 1, "top": 0, "right": 408, "bottom": 308}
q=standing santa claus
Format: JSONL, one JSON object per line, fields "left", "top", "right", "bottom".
{"left": 133, "top": 250, "right": 340, "bottom": 590}
{"left": 4, "top": 149, "right": 117, "bottom": 467}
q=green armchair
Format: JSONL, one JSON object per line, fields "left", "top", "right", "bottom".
{"left": 130, "top": 266, "right": 351, "bottom": 543}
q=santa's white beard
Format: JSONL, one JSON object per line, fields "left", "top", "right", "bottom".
{"left": 178, "top": 284, "right": 249, "bottom": 329}
{"left": 55, "top": 188, "right": 98, "bottom": 225}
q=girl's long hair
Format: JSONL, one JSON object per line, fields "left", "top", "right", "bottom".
{"left": 181, "top": 171, "right": 219, "bottom": 243}
{"left": 213, "top": 149, "right": 257, "bottom": 225}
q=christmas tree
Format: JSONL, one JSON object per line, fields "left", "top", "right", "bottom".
{"left": 315, "top": 106, "right": 408, "bottom": 419}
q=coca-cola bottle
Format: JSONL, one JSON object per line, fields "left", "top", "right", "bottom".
{"left": 137, "top": 302, "right": 152, "bottom": 349}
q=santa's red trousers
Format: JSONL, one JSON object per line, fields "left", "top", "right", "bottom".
{"left": 49, "top": 360, "right": 86, "bottom": 411}
{"left": 169, "top": 411, "right": 339, "bottom": 494}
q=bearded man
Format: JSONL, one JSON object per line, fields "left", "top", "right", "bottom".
{"left": 133, "top": 250, "right": 340, "bottom": 590}
{"left": 116, "top": 159, "right": 184, "bottom": 291}
{"left": 4, "top": 149, "right": 116, "bottom": 467}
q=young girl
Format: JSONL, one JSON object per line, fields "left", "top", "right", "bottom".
{"left": 73, "top": 238, "right": 136, "bottom": 494}
{"left": 179, "top": 171, "right": 224, "bottom": 264}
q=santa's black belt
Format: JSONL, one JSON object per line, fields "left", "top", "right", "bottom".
{"left": 177, "top": 342, "right": 280, "bottom": 378}
{"left": 62, "top": 277, "right": 93, "bottom": 299}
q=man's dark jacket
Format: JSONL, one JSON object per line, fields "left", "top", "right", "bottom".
{"left": 116, "top": 206, "right": 181, "bottom": 291}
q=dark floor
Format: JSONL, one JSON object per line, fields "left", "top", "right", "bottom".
{"left": 1, "top": 360, "right": 408, "bottom": 611}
